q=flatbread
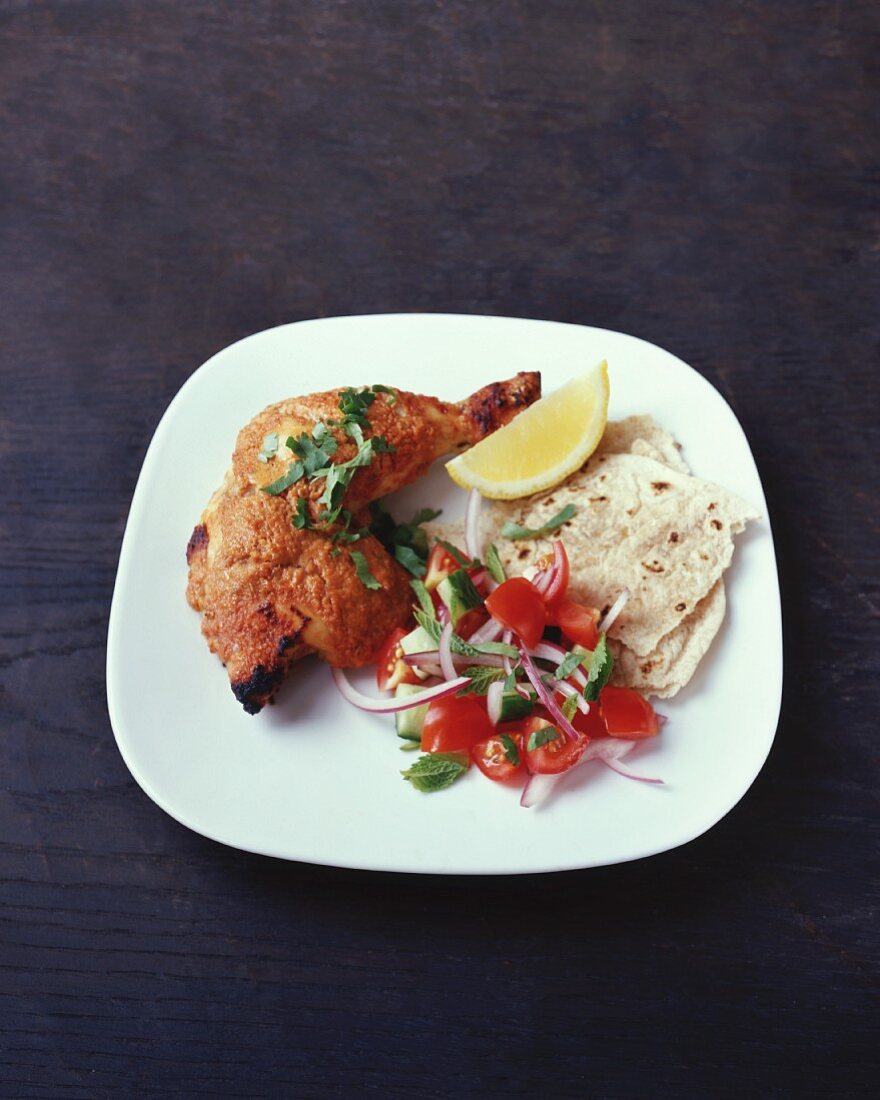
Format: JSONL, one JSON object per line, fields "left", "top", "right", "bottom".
{"left": 609, "top": 580, "right": 726, "bottom": 698}
{"left": 488, "top": 451, "right": 758, "bottom": 657}
{"left": 596, "top": 415, "right": 690, "bottom": 474}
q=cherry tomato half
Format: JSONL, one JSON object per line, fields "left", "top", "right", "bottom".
{"left": 554, "top": 600, "right": 601, "bottom": 650}
{"left": 420, "top": 695, "right": 495, "bottom": 753}
{"left": 520, "top": 716, "right": 588, "bottom": 775}
{"left": 485, "top": 577, "right": 546, "bottom": 649}
{"left": 376, "top": 626, "right": 420, "bottom": 692}
{"left": 425, "top": 543, "right": 467, "bottom": 591}
{"left": 471, "top": 732, "right": 525, "bottom": 783}
{"left": 599, "top": 686, "right": 659, "bottom": 739}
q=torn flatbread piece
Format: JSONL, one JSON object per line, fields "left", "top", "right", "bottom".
{"left": 595, "top": 414, "right": 690, "bottom": 474}
{"left": 488, "top": 451, "right": 759, "bottom": 658}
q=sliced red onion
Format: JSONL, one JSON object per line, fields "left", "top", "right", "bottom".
{"left": 403, "top": 650, "right": 505, "bottom": 669}
{"left": 464, "top": 488, "right": 482, "bottom": 562}
{"left": 530, "top": 641, "right": 587, "bottom": 689}
{"left": 438, "top": 621, "right": 457, "bottom": 682}
{"left": 520, "top": 772, "right": 562, "bottom": 808}
{"left": 519, "top": 647, "right": 583, "bottom": 744}
{"left": 598, "top": 587, "right": 630, "bottom": 634}
{"left": 543, "top": 542, "right": 568, "bottom": 606}
{"left": 470, "top": 568, "right": 488, "bottom": 590}
{"left": 486, "top": 680, "right": 504, "bottom": 726}
{"left": 555, "top": 680, "right": 590, "bottom": 714}
{"left": 332, "top": 667, "right": 469, "bottom": 712}
{"left": 503, "top": 630, "right": 530, "bottom": 698}
{"left": 437, "top": 603, "right": 450, "bottom": 626}
{"left": 590, "top": 739, "right": 663, "bottom": 784}
{"left": 468, "top": 615, "right": 505, "bottom": 645}
{"left": 532, "top": 561, "right": 556, "bottom": 597}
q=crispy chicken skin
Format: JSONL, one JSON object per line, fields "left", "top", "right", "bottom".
{"left": 187, "top": 372, "right": 541, "bottom": 713}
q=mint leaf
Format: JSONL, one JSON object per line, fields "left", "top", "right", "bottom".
{"left": 500, "top": 504, "right": 577, "bottom": 540}
{"left": 486, "top": 543, "right": 506, "bottom": 584}
{"left": 395, "top": 544, "right": 426, "bottom": 577}
{"left": 499, "top": 734, "right": 520, "bottom": 766}
{"left": 401, "top": 753, "right": 469, "bottom": 792}
{"left": 526, "top": 726, "right": 560, "bottom": 751}
{"left": 414, "top": 610, "right": 443, "bottom": 642}
{"left": 349, "top": 550, "right": 382, "bottom": 590}
{"left": 261, "top": 461, "right": 305, "bottom": 495}
{"left": 555, "top": 650, "right": 584, "bottom": 680}
{"left": 410, "top": 579, "right": 436, "bottom": 619}
{"left": 561, "top": 693, "right": 579, "bottom": 721}
{"left": 457, "top": 666, "right": 507, "bottom": 696}
{"left": 583, "top": 634, "right": 613, "bottom": 701}
{"left": 503, "top": 670, "right": 518, "bottom": 693}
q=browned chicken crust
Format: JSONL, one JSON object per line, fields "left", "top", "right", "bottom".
{"left": 187, "top": 372, "right": 541, "bottom": 713}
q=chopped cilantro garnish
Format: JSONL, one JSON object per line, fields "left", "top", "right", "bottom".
{"left": 395, "top": 544, "right": 427, "bottom": 577}
{"left": 287, "top": 431, "right": 337, "bottom": 476}
{"left": 554, "top": 649, "right": 584, "bottom": 680}
{"left": 292, "top": 498, "right": 312, "bottom": 529}
{"left": 500, "top": 504, "right": 577, "bottom": 540}
{"left": 261, "top": 461, "right": 305, "bottom": 495}
{"left": 349, "top": 550, "right": 382, "bottom": 590}
{"left": 410, "top": 579, "right": 436, "bottom": 620}
{"left": 371, "top": 384, "right": 397, "bottom": 405}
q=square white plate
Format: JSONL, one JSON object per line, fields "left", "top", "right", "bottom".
{"left": 107, "top": 314, "right": 782, "bottom": 874}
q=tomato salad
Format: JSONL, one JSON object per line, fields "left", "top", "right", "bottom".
{"left": 333, "top": 491, "right": 663, "bottom": 807}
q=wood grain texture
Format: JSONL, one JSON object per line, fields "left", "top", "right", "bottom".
{"left": 0, "top": 1, "right": 877, "bottom": 1096}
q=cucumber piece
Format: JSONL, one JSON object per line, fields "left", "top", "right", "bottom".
{"left": 400, "top": 625, "right": 437, "bottom": 655}
{"left": 436, "top": 569, "right": 483, "bottom": 628}
{"left": 499, "top": 688, "right": 537, "bottom": 722}
{"left": 395, "top": 683, "right": 429, "bottom": 742}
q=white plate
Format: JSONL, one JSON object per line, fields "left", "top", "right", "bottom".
{"left": 107, "top": 314, "right": 782, "bottom": 874}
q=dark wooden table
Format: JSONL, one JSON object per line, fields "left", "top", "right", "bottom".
{"left": 2, "top": 2, "right": 877, "bottom": 1096}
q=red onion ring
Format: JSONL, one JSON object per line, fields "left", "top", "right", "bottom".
{"left": 555, "top": 680, "right": 590, "bottom": 714}
{"left": 529, "top": 641, "right": 587, "bottom": 689}
{"left": 468, "top": 615, "right": 505, "bottom": 645}
{"left": 598, "top": 587, "right": 630, "bottom": 634}
{"left": 520, "top": 772, "right": 561, "bottom": 808}
{"left": 486, "top": 680, "right": 503, "bottom": 726}
{"left": 438, "top": 621, "right": 457, "bottom": 682}
{"left": 542, "top": 542, "right": 568, "bottom": 606}
{"left": 519, "top": 647, "right": 583, "bottom": 744}
{"left": 502, "top": 630, "right": 531, "bottom": 698}
{"left": 403, "top": 650, "right": 505, "bottom": 669}
{"left": 332, "top": 667, "right": 469, "bottom": 712}
{"left": 464, "top": 488, "right": 482, "bottom": 562}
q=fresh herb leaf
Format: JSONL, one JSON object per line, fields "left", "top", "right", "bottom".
{"left": 471, "top": 640, "right": 520, "bottom": 657}
{"left": 292, "top": 498, "right": 312, "bottom": 529}
{"left": 499, "top": 734, "right": 520, "bottom": 766}
{"left": 583, "top": 634, "right": 613, "bottom": 701}
{"left": 311, "top": 422, "right": 336, "bottom": 449}
{"left": 287, "top": 432, "right": 336, "bottom": 477}
{"left": 561, "top": 693, "right": 579, "bottom": 721}
{"left": 486, "top": 543, "right": 506, "bottom": 584}
{"left": 555, "top": 649, "right": 584, "bottom": 680}
{"left": 337, "top": 386, "right": 376, "bottom": 425}
{"left": 457, "top": 666, "right": 507, "bottom": 695}
{"left": 332, "top": 524, "right": 369, "bottom": 544}
{"left": 401, "top": 752, "right": 469, "bottom": 792}
{"left": 343, "top": 420, "right": 365, "bottom": 446}
{"left": 503, "top": 671, "right": 518, "bottom": 692}
{"left": 261, "top": 461, "right": 305, "bottom": 495}
{"left": 414, "top": 610, "right": 443, "bottom": 642}
{"left": 395, "top": 544, "right": 427, "bottom": 577}
{"left": 372, "top": 384, "right": 397, "bottom": 404}
{"left": 371, "top": 435, "right": 395, "bottom": 454}
{"left": 349, "top": 550, "right": 382, "bottom": 590}
{"left": 526, "top": 726, "right": 560, "bottom": 751}
{"left": 500, "top": 504, "right": 577, "bottom": 541}
{"left": 410, "top": 579, "right": 436, "bottom": 620}
{"left": 258, "top": 431, "right": 279, "bottom": 463}
{"left": 410, "top": 507, "right": 442, "bottom": 527}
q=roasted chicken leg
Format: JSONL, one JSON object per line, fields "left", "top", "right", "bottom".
{"left": 186, "top": 372, "right": 541, "bottom": 713}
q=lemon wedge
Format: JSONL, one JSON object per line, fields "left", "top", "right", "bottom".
{"left": 447, "top": 360, "right": 610, "bottom": 499}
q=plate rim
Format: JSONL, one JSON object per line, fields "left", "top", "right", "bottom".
{"left": 106, "top": 312, "right": 783, "bottom": 874}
